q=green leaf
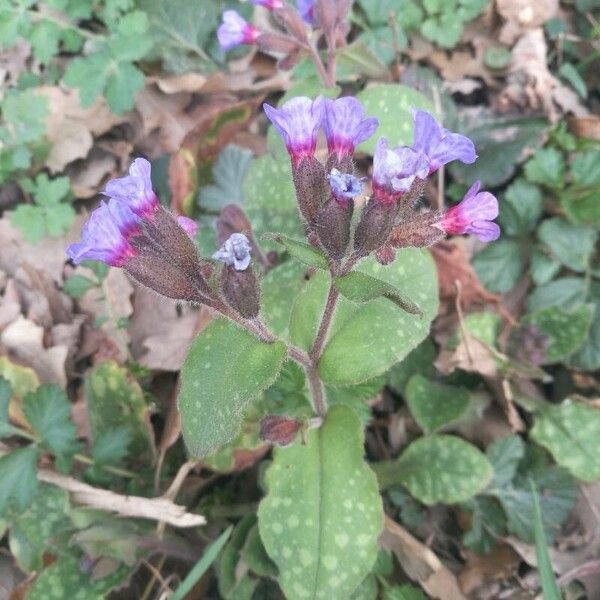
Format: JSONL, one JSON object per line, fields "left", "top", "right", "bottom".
{"left": 527, "top": 277, "right": 587, "bottom": 312}
{"left": 558, "top": 62, "right": 587, "bottom": 99}
{"left": 0, "top": 446, "right": 39, "bottom": 516}
{"left": 335, "top": 40, "right": 388, "bottom": 79}
{"left": 104, "top": 61, "right": 145, "bottom": 114}
{"left": 91, "top": 426, "right": 132, "bottom": 465}
{"left": 384, "top": 584, "right": 427, "bottom": 600}
{"left": 530, "top": 481, "right": 562, "bottom": 600}
{"left": 85, "top": 361, "right": 153, "bottom": 460}
{"left": 244, "top": 154, "right": 302, "bottom": 249}
{"left": 530, "top": 249, "right": 560, "bottom": 286}
{"left": 9, "top": 483, "right": 72, "bottom": 572}
{"left": 2, "top": 89, "right": 49, "bottom": 143}
{"left": 261, "top": 260, "right": 309, "bottom": 338}
{"left": 265, "top": 233, "right": 329, "bottom": 270}
{"left": 538, "top": 217, "right": 598, "bottom": 272}
{"left": 304, "top": 251, "right": 438, "bottom": 387}
{"left": 0, "top": 376, "right": 17, "bottom": 438}
{"left": 334, "top": 271, "right": 422, "bottom": 315}
{"left": 522, "top": 305, "right": 594, "bottom": 363}
{"left": 449, "top": 114, "right": 548, "bottom": 187}
{"left": 27, "top": 554, "right": 129, "bottom": 600}
{"left": 524, "top": 147, "right": 565, "bottom": 188}
{"left": 405, "top": 375, "right": 469, "bottom": 434}
{"left": 258, "top": 406, "right": 383, "bottom": 600}
{"left": 571, "top": 150, "right": 600, "bottom": 187}
{"left": 531, "top": 400, "right": 600, "bottom": 481}
{"left": 29, "top": 19, "right": 62, "bottom": 64}
{"left": 217, "top": 515, "right": 255, "bottom": 598}
{"left": 63, "top": 51, "right": 112, "bottom": 108}
{"left": 23, "top": 385, "right": 79, "bottom": 461}
{"left": 387, "top": 339, "right": 437, "bottom": 395}
{"left": 484, "top": 46, "right": 511, "bottom": 69}
{"left": 138, "top": 0, "right": 219, "bottom": 74}
{"left": 421, "top": 13, "right": 463, "bottom": 48}
{"left": 241, "top": 525, "right": 278, "bottom": 578}
{"left": 356, "top": 84, "right": 435, "bottom": 155}
{"left": 375, "top": 435, "right": 492, "bottom": 504}
{"left": 486, "top": 435, "right": 525, "bottom": 488}
{"left": 63, "top": 274, "right": 97, "bottom": 299}
{"left": 498, "top": 179, "right": 543, "bottom": 236}
{"left": 561, "top": 188, "right": 600, "bottom": 229}
{"left": 472, "top": 239, "right": 524, "bottom": 293}
{"left": 179, "top": 319, "right": 286, "bottom": 457}
{"left": 171, "top": 527, "right": 233, "bottom": 600}
{"left": 199, "top": 145, "right": 253, "bottom": 211}
{"left": 568, "top": 284, "right": 600, "bottom": 370}
{"left": 489, "top": 466, "right": 577, "bottom": 543}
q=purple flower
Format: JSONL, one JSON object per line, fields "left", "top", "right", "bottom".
{"left": 251, "top": 0, "right": 284, "bottom": 9}
{"left": 412, "top": 110, "right": 477, "bottom": 173}
{"left": 263, "top": 96, "right": 325, "bottom": 166}
{"left": 212, "top": 233, "right": 252, "bottom": 271}
{"left": 217, "top": 10, "right": 261, "bottom": 51}
{"left": 372, "top": 138, "right": 429, "bottom": 203}
{"left": 297, "top": 0, "right": 315, "bottom": 24}
{"left": 323, "top": 97, "right": 379, "bottom": 159}
{"left": 67, "top": 199, "right": 140, "bottom": 267}
{"left": 328, "top": 169, "right": 365, "bottom": 202}
{"left": 434, "top": 181, "right": 500, "bottom": 242}
{"left": 176, "top": 216, "right": 198, "bottom": 238}
{"left": 104, "top": 158, "right": 158, "bottom": 219}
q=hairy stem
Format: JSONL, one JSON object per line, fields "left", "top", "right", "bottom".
{"left": 310, "top": 279, "right": 340, "bottom": 360}
{"left": 306, "top": 364, "right": 327, "bottom": 417}
{"left": 305, "top": 43, "right": 333, "bottom": 88}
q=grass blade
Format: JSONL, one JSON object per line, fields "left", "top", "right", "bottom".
{"left": 170, "top": 526, "right": 233, "bottom": 600}
{"left": 530, "top": 479, "right": 562, "bottom": 600}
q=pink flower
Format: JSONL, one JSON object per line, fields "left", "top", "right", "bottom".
{"left": 322, "top": 97, "right": 379, "bottom": 159}
{"left": 176, "top": 216, "right": 198, "bottom": 238}
{"left": 251, "top": 0, "right": 284, "bottom": 9}
{"left": 217, "top": 10, "right": 261, "bottom": 51}
{"left": 434, "top": 181, "right": 500, "bottom": 241}
{"left": 263, "top": 96, "right": 325, "bottom": 166}
{"left": 412, "top": 110, "right": 477, "bottom": 173}
{"left": 104, "top": 158, "right": 158, "bottom": 219}
{"left": 67, "top": 199, "right": 140, "bottom": 266}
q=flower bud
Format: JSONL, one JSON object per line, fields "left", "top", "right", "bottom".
{"left": 353, "top": 200, "right": 401, "bottom": 258}
{"left": 315, "top": 197, "right": 352, "bottom": 260}
{"left": 257, "top": 32, "right": 300, "bottom": 54}
{"left": 292, "top": 155, "right": 329, "bottom": 226}
{"left": 275, "top": 5, "right": 309, "bottom": 42}
{"left": 221, "top": 265, "right": 261, "bottom": 319}
{"left": 375, "top": 244, "right": 396, "bottom": 265}
{"left": 259, "top": 415, "right": 302, "bottom": 446}
{"left": 218, "top": 10, "right": 262, "bottom": 51}
{"left": 388, "top": 215, "right": 445, "bottom": 249}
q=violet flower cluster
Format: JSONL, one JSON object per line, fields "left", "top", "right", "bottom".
{"left": 67, "top": 159, "right": 260, "bottom": 320}
{"left": 262, "top": 94, "right": 499, "bottom": 265}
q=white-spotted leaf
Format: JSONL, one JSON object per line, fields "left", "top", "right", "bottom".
{"left": 178, "top": 319, "right": 286, "bottom": 457}
{"left": 258, "top": 405, "right": 383, "bottom": 600}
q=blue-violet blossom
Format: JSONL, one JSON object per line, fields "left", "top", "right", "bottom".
{"left": 328, "top": 169, "right": 365, "bottom": 202}
{"left": 251, "top": 0, "right": 284, "bottom": 9}
{"left": 218, "top": 10, "right": 261, "bottom": 51}
{"left": 104, "top": 158, "right": 158, "bottom": 219}
{"left": 411, "top": 110, "right": 477, "bottom": 173}
{"left": 212, "top": 233, "right": 252, "bottom": 271}
{"left": 323, "top": 97, "right": 379, "bottom": 159}
{"left": 263, "top": 96, "right": 325, "bottom": 166}
{"left": 297, "top": 0, "right": 315, "bottom": 24}
{"left": 434, "top": 181, "right": 500, "bottom": 242}
{"left": 67, "top": 199, "right": 140, "bottom": 266}
{"left": 372, "top": 138, "right": 429, "bottom": 203}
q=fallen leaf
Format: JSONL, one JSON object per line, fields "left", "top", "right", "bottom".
{"left": 431, "top": 241, "right": 499, "bottom": 311}
{"left": 78, "top": 268, "right": 134, "bottom": 363}
{"left": 568, "top": 115, "right": 600, "bottom": 141}
{"left": 459, "top": 545, "right": 520, "bottom": 595}
{"left": 0, "top": 39, "right": 30, "bottom": 88}
{"left": 150, "top": 72, "right": 208, "bottom": 94}
{"left": 0, "top": 316, "right": 67, "bottom": 387}
{"left": 128, "top": 287, "right": 210, "bottom": 371}
{"left": 66, "top": 149, "right": 117, "bottom": 198}
{"left": 381, "top": 515, "right": 467, "bottom": 600}
{"left": 496, "top": 0, "right": 559, "bottom": 45}
{"left": 37, "top": 86, "right": 126, "bottom": 173}
{"left": 499, "top": 29, "right": 588, "bottom": 122}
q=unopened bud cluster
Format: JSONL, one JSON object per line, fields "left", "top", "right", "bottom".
{"left": 67, "top": 159, "right": 261, "bottom": 321}
{"left": 217, "top": 0, "right": 350, "bottom": 71}
{"left": 263, "top": 96, "right": 500, "bottom": 267}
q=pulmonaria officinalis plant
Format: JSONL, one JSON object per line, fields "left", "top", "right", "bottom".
{"left": 67, "top": 94, "right": 499, "bottom": 600}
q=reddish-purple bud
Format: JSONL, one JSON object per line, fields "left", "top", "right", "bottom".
{"left": 353, "top": 200, "right": 401, "bottom": 258}
{"left": 315, "top": 196, "right": 353, "bottom": 260}
{"left": 221, "top": 265, "right": 261, "bottom": 319}
{"left": 388, "top": 214, "right": 445, "bottom": 249}
{"left": 259, "top": 415, "right": 302, "bottom": 446}
{"left": 257, "top": 32, "right": 300, "bottom": 54}
{"left": 376, "top": 244, "right": 396, "bottom": 265}
{"left": 292, "top": 156, "right": 329, "bottom": 226}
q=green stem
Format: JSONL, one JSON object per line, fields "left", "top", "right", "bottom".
{"left": 73, "top": 453, "right": 139, "bottom": 479}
